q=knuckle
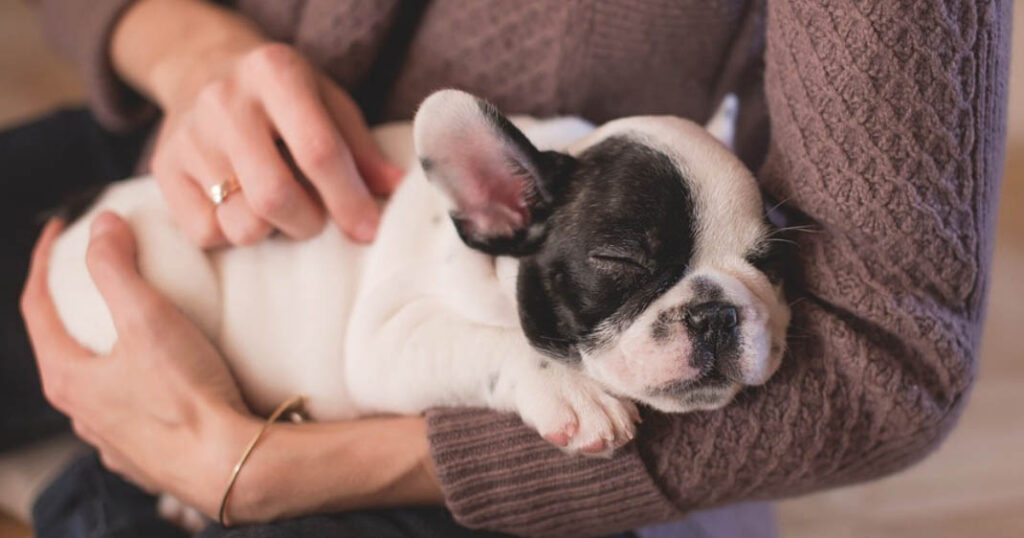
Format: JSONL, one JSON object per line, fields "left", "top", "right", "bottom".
{"left": 98, "top": 451, "right": 120, "bottom": 473}
{"left": 297, "top": 133, "right": 345, "bottom": 175}
{"left": 196, "top": 79, "right": 235, "bottom": 111}
{"left": 244, "top": 43, "right": 301, "bottom": 75}
{"left": 41, "top": 372, "right": 69, "bottom": 410}
{"left": 182, "top": 120, "right": 208, "bottom": 151}
{"left": 70, "top": 420, "right": 91, "bottom": 441}
{"left": 249, "top": 178, "right": 295, "bottom": 217}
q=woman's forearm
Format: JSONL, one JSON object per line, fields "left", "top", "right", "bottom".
{"left": 110, "top": 0, "right": 267, "bottom": 110}
{"left": 219, "top": 412, "right": 443, "bottom": 524}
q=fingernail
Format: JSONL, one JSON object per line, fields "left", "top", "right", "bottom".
{"left": 354, "top": 217, "right": 377, "bottom": 242}
{"left": 90, "top": 214, "right": 116, "bottom": 239}
{"left": 386, "top": 163, "right": 406, "bottom": 183}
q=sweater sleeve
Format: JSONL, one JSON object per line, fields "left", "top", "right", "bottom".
{"left": 28, "top": 0, "right": 156, "bottom": 131}
{"left": 424, "top": 0, "right": 1011, "bottom": 535}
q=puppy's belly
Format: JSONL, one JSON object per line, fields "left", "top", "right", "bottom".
{"left": 47, "top": 177, "right": 369, "bottom": 422}
{"left": 212, "top": 227, "right": 366, "bottom": 420}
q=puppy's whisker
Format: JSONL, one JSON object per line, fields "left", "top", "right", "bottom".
{"left": 769, "top": 224, "right": 820, "bottom": 235}
{"left": 765, "top": 196, "right": 793, "bottom": 214}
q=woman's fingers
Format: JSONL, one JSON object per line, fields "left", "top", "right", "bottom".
{"left": 84, "top": 213, "right": 144, "bottom": 311}
{"left": 20, "top": 220, "right": 95, "bottom": 412}
{"left": 252, "top": 47, "right": 380, "bottom": 242}
{"left": 20, "top": 220, "right": 91, "bottom": 361}
{"left": 84, "top": 212, "right": 177, "bottom": 338}
{"left": 152, "top": 43, "right": 402, "bottom": 247}
{"left": 318, "top": 76, "right": 405, "bottom": 196}
{"left": 160, "top": 171, "right": 228, "bottom": 248}
{"left": 151, "top": 122, "right": 228, "bottom": 248}
{"left": 178, "top": 120, "right": 273, "bottom": 246}
{"left": 212, "top": 104, "right": 324, "bottom": 241}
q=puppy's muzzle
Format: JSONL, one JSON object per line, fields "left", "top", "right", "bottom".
{"left": 683, "top": 302, "right": 742, "bottom": 379}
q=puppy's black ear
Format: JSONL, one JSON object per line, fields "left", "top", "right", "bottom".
{"left": 413, "top": 89, "right": 572, "bottom": 256}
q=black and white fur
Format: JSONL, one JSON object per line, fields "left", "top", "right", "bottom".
{"left": 18, "top": 90, "right": 789, "bottom": 526}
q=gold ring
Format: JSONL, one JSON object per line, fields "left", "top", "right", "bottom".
{"left": 209, "top": 176, "right": 240, "bottom": 206}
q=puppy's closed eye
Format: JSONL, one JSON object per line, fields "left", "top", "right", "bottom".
{"left": 588, "top": 247, "right": 651, "bottom": 275}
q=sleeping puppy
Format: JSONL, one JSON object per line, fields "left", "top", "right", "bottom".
{"left": 44, "top": 89, "right": 789, "bottom": 523}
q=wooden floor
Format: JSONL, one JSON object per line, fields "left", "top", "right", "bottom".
{"left": 1, "top": 0, "right": 1021, "bottom": 536}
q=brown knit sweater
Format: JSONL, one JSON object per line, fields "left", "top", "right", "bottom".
{"left": 29, "top": 1, "right": 1010, "bottom": 536}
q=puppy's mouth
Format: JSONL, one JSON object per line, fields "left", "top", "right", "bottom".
{"left": 648, "top": 368, "right": 732, "bottom": 396}
{"left": 644, "top": 370, "right": 743, "bottom": 412}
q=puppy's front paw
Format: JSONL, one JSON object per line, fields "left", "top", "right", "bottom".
{"left": 514, "top": 363, "right": 639, "bottom": 457}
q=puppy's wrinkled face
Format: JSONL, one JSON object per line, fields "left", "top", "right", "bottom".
{"left": 414, "top": 90, "right": 789, "bottom": 413}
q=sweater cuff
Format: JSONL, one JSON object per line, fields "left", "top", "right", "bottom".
{"left": 37, "top": 0, "right": 156, "bottom": 131}
{"left": 426, "top": 408, "right": 680, "bottom": 537}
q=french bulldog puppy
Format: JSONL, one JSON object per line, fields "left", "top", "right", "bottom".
{"left": 42, "top": 89, "right": 789, "bottom": 527}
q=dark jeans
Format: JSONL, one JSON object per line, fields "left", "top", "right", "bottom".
{"left": 33, "top": 452, "right": 513, "bottom": 538}
{"left": 0, "top": 108, "right": 148, "bottom": 451}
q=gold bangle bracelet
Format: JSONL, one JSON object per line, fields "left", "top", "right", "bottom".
{"left": 218, "top": 395, "right": 305, "bottom": 527}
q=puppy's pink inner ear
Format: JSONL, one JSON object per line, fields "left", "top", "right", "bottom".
{"left": 452, "top": 166, "right": 530, "bottom": 238}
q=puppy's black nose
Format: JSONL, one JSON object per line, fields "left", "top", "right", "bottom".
{"left": 685, "top": 303, "right": 738, "bottom": 335}
{"left": 685, "top": 302, "right": 742, "bottom": 379}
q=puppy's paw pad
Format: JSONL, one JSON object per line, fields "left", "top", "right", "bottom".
{"left": 543, "top": 421, "right": 578, "bottom": 447}
{"left": 580, "top": 438, "right": 608, "bottom": 453}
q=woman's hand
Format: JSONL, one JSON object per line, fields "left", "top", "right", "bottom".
{"left": 111, "top": 0, "right": 403, "bottom": 247}
{"left": 22, "top": 214, "right": 443, "bottom": 521}
{"left": 21, "top": 214, "right": 251, "bottom": 515}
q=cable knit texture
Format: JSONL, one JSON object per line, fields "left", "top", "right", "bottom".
{"left": 30, "top": 0, "right": 1010, "bottom": 536}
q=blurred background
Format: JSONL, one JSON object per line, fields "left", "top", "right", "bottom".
{"left": 0, "top": 0, "right": 1020, "bottom": 536}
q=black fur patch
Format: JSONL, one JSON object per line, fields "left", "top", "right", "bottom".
{"left": 516, "top": 136, "right": 696, "bottom": 358}
{"left": 650, "top": 306, "right": 685, "bottom": 342}
{"left": 689, "top": 276, "right": 723, "bottom": 303}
